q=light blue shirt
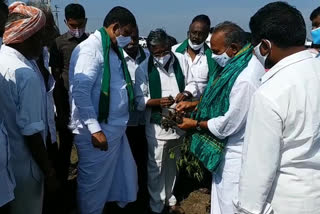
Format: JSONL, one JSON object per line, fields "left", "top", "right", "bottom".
{"left": 69, "top": 30, "right": 130, "bottom": 135}
{"left": 0, "top": 45, "right": 45, "bottom": 205}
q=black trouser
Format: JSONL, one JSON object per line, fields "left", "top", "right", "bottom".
{"left": 126, "top": 125, "right": 149, "bottom": 211}
{"left": 49, "top": 79, "right": 76, "bottom": 213}
{"left": 0, "top": 202, "right": 10, "bottom": 214}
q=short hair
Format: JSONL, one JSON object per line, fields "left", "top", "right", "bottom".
{"left": 191, "top": 14, "right": 211, "bottom": 27}
{"left": 249, "top": 1, "right": 306, "bottom": 49}
{"left": 65, "top": 3, "right": 85, "bottom": 20}
{"left": 168, "top": 35, "right": 178, "bottom": 46}
{"left": 147, "top": 28, "right": 169, "bottom": 48}
{"left": 310, "top": 7, "right": 320, "bottom": 21}
{"left": 103, "top": 6, "right": 136, "bottom": 28}
{"left": 213, "top": 21, "right": 249, "bottom": 47}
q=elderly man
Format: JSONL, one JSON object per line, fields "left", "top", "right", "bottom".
{"left": 0, "top": 2, "right": 58, "bottom": 214}
{"left": 69, "top": 6, "right": 138, "bottom": 214}
{"left": 235, "top": 2, "right": 320, "bottom": 214}
{"left": 172, "top": 15, "right": 213, "bottom": 97}
{"left": 0, "top": 0, "right": 13, "bottom": 212}
{"left": 176, "top": 22, "right": 265, "bottom": 214}
{"left": 135, "top": 28, "right": 197, "bottom": 214}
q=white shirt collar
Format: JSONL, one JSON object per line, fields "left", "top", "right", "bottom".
{"left": 261, "top": 50, "right": 313, "bottom": 84}
{"left": 1, "top": 45, "right": 33, "bottom": 67}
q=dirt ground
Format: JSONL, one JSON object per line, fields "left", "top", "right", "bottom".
{"left": 180, "top": 191, "right": 210, "bottom": 214}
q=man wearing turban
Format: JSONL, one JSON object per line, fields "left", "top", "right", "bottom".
{"left": 0, "top": 2, "right": 58, "bottom": 214}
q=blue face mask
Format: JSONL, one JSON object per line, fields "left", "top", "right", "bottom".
{"left": 311, "top": 27, "right": 320, "bottom": 45}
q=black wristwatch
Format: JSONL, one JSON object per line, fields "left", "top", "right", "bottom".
{"left": 196, "top": 120, "right": 202, "bottom": 131}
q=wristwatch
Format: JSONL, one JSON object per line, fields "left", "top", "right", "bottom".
{"left": 196, "top": 120, "right": 202, "bottom": 131}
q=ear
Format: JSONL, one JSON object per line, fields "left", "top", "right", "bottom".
{"left": 230, "top": 43, "right": 241, "bottom": 56}
{"left": 112, "top": 23, "right": 120, "bottom": 36}
{"left": 260, "top": 39, "right": 271, "bottom": 56}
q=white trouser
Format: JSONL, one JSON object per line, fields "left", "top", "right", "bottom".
{"left": 146, "top": 136, "right": 182, "bottom": 213}
{"left": 211, "top": 155, "right": 241, "bottom": 214}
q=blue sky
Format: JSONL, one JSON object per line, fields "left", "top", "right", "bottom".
{"left": 10, "top": 0, "right": 319, "bottom": 41}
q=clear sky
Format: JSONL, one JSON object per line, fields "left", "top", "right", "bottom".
{"left": 10, "top": 0, "right": 320, "bottom": 41}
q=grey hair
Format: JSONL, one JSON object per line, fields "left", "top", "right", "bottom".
{"left": 147, "top": 28, "right": 170, "bottom": 48}
{"left": 213, "top": 21, "right": 250, "bottom": 47}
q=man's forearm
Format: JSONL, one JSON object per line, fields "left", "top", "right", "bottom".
{"left": 25, "top": 133, "right": 52, "bottom": 176}
{"left": 146, "top": 98, "right": 161, "bottom": 107}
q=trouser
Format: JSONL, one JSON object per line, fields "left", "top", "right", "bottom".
{"left": 10, "top": 159, "right": 44, "bottom": 214}
{"left": 146, "top": 136, "right": 182, "bottom": 213}
{"left": 126, "top": 125, "right": 148, "bottom": 202}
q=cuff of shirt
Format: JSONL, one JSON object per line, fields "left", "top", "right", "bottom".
{"left": 136, "top": 97, "right": 148, "bottom": 111}
{"left": 207, "top": 118, "right": 226, "bottom": 140}
{"left": 21, "top": 121, "right": 45, "bottom": 136}
{"left": 85, "top": 119, "right": 102, "bottom": 134}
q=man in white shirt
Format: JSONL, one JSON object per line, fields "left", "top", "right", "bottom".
{"left": 172, "top": 15, "right": 212, "bottom": 97}
{"left": 69, "top": 6, "right": 138, "bottom": 214}
{"left": 234, "top": 2, "right": 320, "bottom": 214}
{"left": 123, "top": 25, "right": 150, "bottom": 212}
{"left": 0, "top": 2, "right": 58, "bottom": 214}
{"left": 135, "top": 28, "right": 197, "bottom": 214}
{"left": 176, "top": 22, "right": 265, "bottom": 214}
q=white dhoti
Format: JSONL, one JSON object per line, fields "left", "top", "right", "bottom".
{"left": 75, "top": 125, "right": 138, "bottom": 214}
{"left": 211, "top": 152, "right": 241, "bottom": 214}
{"left": 146, "top": 136, "right": 181, "bottom": 213}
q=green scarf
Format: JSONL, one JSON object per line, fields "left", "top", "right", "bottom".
{"left": 98, "top": 27, "right": 135, "bottom": 123}
{"left": 136, "top": 46, "right": 147, "bottom": 64}
{"left": 175, "top": 39, "right": 219, "bottom": 77}
{"left": 148, "top": 54, "right": 185, "bottom": 124}
{"left": 191, "top": 43, "right": 253, "bottom": 172}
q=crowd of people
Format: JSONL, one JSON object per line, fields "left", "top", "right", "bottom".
{"left": 1, "top": 1, "right": 320, "bottom": 214}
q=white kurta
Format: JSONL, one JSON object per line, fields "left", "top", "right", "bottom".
{"left": 69, "top": 30, "right": 137, "bottom": 214}
{"left": 134, "top": 55, "right": 197, "bottom": 212}
{"left": 207, "top": 56, "right": 265, "bottom": 214}
{"left": 172, "top": 42, "right": 209, "bottom": 97}
{"left": 0, "top": 45, "right": 45, "bottom": 214}
{"left": 235, "top": 50, "right": 320, "bottom": 214}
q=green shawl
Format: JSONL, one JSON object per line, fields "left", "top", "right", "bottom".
{"left": 148, "top": 54, "right": 185, "bottom": 124}
{"left": 191, "top": 43, "right": 253, "bottom": 172}
{"left": 98, "top": 27, "right": 135, "bottom": 123}
{"left": 175, "top": 39, "right": 218, "bottom": 77}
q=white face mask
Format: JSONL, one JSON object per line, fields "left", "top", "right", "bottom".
{"left": 69, "top": 27, "right": 85, "bottom": 38}
{"left": 155, "top": 54, "right": 171, "bottom": 66}
{"left": 116, "top": 35, "right": 131, "bottom": 48}
{"left": 188, "top": 39, "right": 204, "bottom": 51}
{"left": 212, "top": 50, "right": 231, "bottom": 67}
{"left": 254, "top": 40, "right": 271, "bottom": 68}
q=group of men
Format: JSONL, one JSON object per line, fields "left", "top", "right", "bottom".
{"left": 1, "top": 1, "right": 320, "bottom": 214}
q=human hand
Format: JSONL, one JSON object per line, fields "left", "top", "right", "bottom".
{"left": 91, "top": 131, "right": 108, "bottom": 151}
{"left": 160, "top": 96, "right": 175, "bottom": 108}
{"left": 177, "top": 118, "right": 197, "bottom": 130}
{"left": 176, "top": 101, "right": 193, "bottom": 112}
